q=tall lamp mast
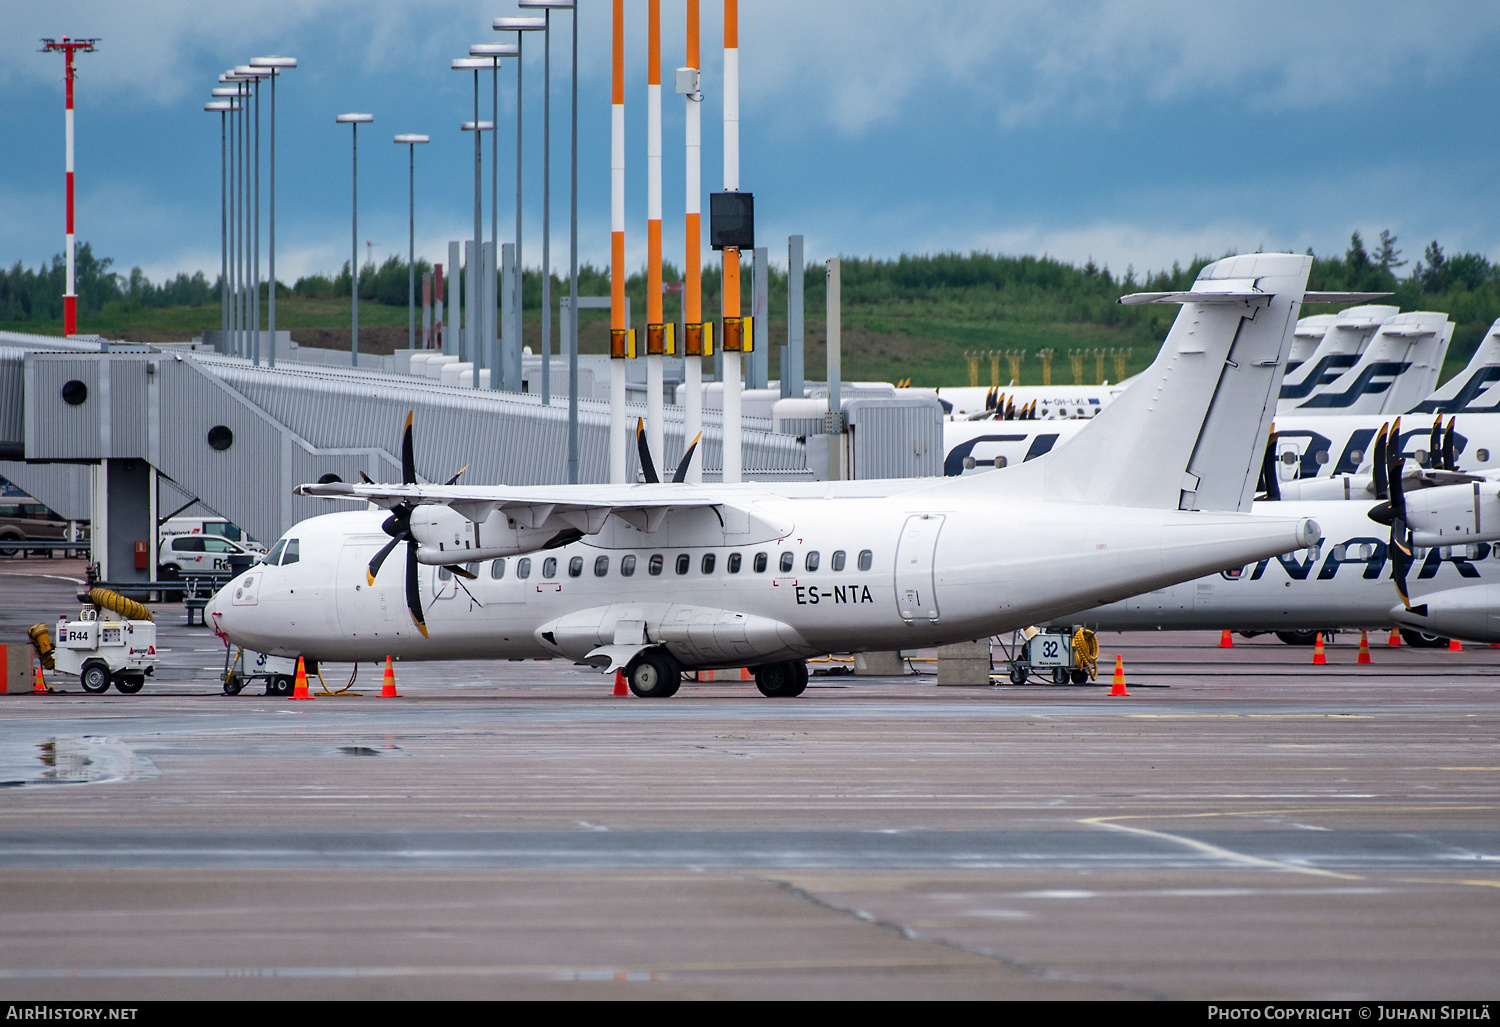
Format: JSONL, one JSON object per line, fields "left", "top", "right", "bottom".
{"left": 40, "top": 36, "right": 99, "bottom": 338}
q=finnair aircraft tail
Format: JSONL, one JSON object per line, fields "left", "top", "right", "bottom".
{"left": 1411, "top": 318, "right": 1500, "bottom": 414}
{"left": 1277, "top": 305, "right": 1396, "bottom": 409}
{"left": 1287, "top": 313, "right": 1338, "bottom": 373}
{"left": 1291, "top": 311, "right": 1453, "bottom": 415}
{"left": 945, "top": 253, "right": 1310, "bottom": 513}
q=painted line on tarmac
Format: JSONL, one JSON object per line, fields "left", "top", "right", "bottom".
{"left": 1079, "top": 815, "right": 1363, "bottom": 880}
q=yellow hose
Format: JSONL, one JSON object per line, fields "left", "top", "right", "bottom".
{"left": 28, "top": 624, "right": 55, "bottom": 670}
{"left": 1072, "top": 628, "right": 1099, "bottom": 681}
{"left": 87, "top": 587, "right": 153, "bottom": 622}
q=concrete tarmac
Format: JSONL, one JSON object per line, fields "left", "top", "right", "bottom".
{"left": 1, "top": 566, "right": 1497, "bottom": 999}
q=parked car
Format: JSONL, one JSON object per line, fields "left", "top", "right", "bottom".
{"left": 0, "top": 496, "right": 85, "bottom": 557}
{"left": 158, "top": 533, "right": 259, "bottom": 580}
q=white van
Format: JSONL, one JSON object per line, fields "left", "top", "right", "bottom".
{"left": 160, "top": 517, "right": 266, "bottom": 554}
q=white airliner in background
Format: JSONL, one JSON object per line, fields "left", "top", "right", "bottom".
{"left": 212, "top": 253, "right": 1324, "bottom": 697}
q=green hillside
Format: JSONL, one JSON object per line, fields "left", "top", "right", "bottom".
{"left": 5, "top": 232, "right": 1497, "bottom": 387}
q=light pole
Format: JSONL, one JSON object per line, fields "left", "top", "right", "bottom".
{"left": 518, "top": 1, "right": 572, "bottom": 410}
{"left": 249, "top": 55, "right": 296, "bottom": 368}
{"left": 469, "top": 42, "right": 518, "bottom": 391}
{"left": 335, "top": 113, "right": 373, "bottom": 367}
{"left": 236, "top": 65, "right": 271, "bottom": 365}
{"left": 204, "top": 98, "right": 235, "bottom": 351}
{"left": 40, "top": 37, "right": 99, "bottom": 339}
{"left": 219, "top": 71, "right": 247, "bottom": 358}
{"left": 453, "top": 57, "right": 490, "bottom": 385}
{"left": 493, "top": 18, "right": 545, "bottom": 396}
{"left": 394, "top": 134, "right": 429, "bottom": 352}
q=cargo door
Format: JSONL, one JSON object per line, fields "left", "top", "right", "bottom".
{"left": 895, "top": 514, "right": 945, "bottom": 621}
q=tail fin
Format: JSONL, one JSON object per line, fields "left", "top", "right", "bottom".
{"left": 948, "top": 253, "right": 1310, "bottom": 512}
{"left": 1411, "top": 317, "right": 1500, "bottom": 414}
{"left": 1277, "top": 304, "right": 1396, "bottom": 406}
{"left": 1293, "top": 311, "right": 1452, "bottom": 414}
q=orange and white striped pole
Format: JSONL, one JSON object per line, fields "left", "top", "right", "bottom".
{"left": 609, "top": 0, "right": 628, "bottom": 483}
{"left": 682, "top": 0, "right": 703, "bottom": 482}
{"left": 645, "top": 0, "right": 665, "bottom": 472}
{"left": 721, "top": 0, "right": 742, "bottom": 483}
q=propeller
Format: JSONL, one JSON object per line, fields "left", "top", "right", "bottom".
{"left": 1371, "top": 422, "right": 1390, "bottom": 500}
{"left": 985, "top": 387, "right": 997, "bottom": 412}
{"left": 1005, "top": 398, "right": 1016, "bottom": 420}
{"left": 636, "top": 418, "right": 660, "bottom": 484}
{"left": 364, "top": 410, "right": 480, "bottom": 640}
{"left": 673, "top": 432, "right": 703, "bottom": 483}
{"left": 1443, "top": 416, "right": 1457, "bottom": 471}
{"left": 1430, "top": 414, "right": 1443, "bottom": 469}
{"left": 1369, "top": 416, "right": 1420, "bottom": 613}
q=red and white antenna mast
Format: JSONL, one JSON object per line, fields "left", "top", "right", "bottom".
{"left": 40, "top": 35, "right": 100, "bottom": 338}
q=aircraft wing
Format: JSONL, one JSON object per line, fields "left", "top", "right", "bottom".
{"left": 295, "top": 480, "right": 728, "bottom": 534}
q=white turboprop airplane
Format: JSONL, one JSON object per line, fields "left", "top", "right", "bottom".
{"left": 210, "top": 253, "right": 1327, "bottom": 697}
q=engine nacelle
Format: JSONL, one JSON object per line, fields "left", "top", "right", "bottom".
{"left": 409, "top": 504, "right": 579, "bottom": 564}
{"left": 1406, "top": 481, "right": 1500, "bottom": 547}
{"left": 1390, "top": 583, "right": 1500, "bottom": 644}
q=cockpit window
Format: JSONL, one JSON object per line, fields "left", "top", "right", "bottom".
{"left": 282, "top": 539, "right": 300, "bottom": 565}
{"left": 264, "top": 539, "right": 287, "bottom": 566}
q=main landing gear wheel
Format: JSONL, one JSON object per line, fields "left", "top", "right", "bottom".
{"left": 80, "top": 661, "right": 110, "bottom": 694}
{"left": 1400, "top": 628, "right": 1451, "bottom": 649}
{"left": 114, "top": 675, "right": 144, "bottom": 695}
{"left": 1275, "top": 630, "right": 1320, "bottom": 646}
{"left": 267, "top": 674, "right": 294, "bottom": 697}
{"left": 754, "top": 660, "right": 808, "bottom": 698}
{"left": 626, "top": 650, "right": 682, "bottom": 698}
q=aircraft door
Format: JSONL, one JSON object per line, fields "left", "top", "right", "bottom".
{"left": 895, "top": 514, "right": 945, "bottom": 621}
{"left": 337, "top": 541, "right": 408, "bottom": 639}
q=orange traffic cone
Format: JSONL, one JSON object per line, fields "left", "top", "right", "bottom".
{"left": 1357, "top": 631, "right": 1371, "bottom": 664}
{"left": 32, "top": 667, "right": 48, "bottom": 694}
{"left": 740, "top": 667, "right": 752, "bottom": 681}
{"left": 1312, "top": 633, "right": 1327, "bottom": 665}
{"left": 1219, "top": 630, "right": 1234, "bottom": 648}
{"left": 380, "top": 656, "right": 402, "bottom": 698}
{"left": 1108, "top": 655, "right": 1129, "bottom": 696}
{"left": 1388, "top": 628, "right": 1402, "bottom": 646}
{"left": 613, "top": 670, "right": 628, "bottom": 696}
{"left": 290, "top": 656, "right": 313, "bottom": 700}
{"left": 1449, "top": 637, "right": 1463, "bottom": 652}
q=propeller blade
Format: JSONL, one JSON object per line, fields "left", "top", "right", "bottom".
{"left": 1372, "top": 423, "right": 1390, "bottom": 500}
{"left": 359, "top": 470, "right": 374, "bottom": 484}
{"left": 444, "top": 464, "right": 470, "bottom": 486}
{"left": 636, "top": 417, "right": 660, "bottom": 484}
{"left": 1444, "top": 416, "right": 1457, "bottom": 471}
{"left": 405, "top": 542, "right": 429, "bottom": 639}
{"left": 1430, "top": 414, "right": 1443, "bottom": 470}
{"left": 366, "top": 534, "right": 404, "bottom": 586}
{"left": 450, "top": 564, "right": 478, "bottom": 580}
{"left": 673, "top": 432, "right": 703, "bottom": 483}
{"left": 1388, "top": 444, "right": 1414, "bottom": 609}
{"left": 986, "top": 387, "right": 996, "bottom": 411}
{"left": 1257, "top": 426, "right": 1281, "bottom": 501}
{"left": 401, "top": 410, "right": 417, "bottom": 485}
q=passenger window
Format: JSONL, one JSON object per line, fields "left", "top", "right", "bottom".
{"left": 702, "top": 553, "right": 716, "bottom": 574}
{"left": 490, "top": 558, "right": 506, "bottom": 579}
{"left": 779, "top": 551, "right": 794, "bottom": 573}
{"left": 465, "top": 562, "right": 479, "bottom": 577}
{"left": 569, "top": 556, "right": 583, "bottom": 578}
{"left": 648, "top": 554, "right": 663, "bottom": 576}
{"left": 675, "top": 553, "right": 690, "bottom": 575}
{"left": 542, "top": 557, "right": 557, "bottom": 578}
{"left": 516, "top": 557, "right": 532, "bottom": 579}
{"left": 282, "top": 539, "right": 299, "bottom": 565}
{"left": 621, "top": 554, "right": 637, "bottom": 577}
{"left": 805, "top": 551, "right": 820, "bottom": 572}
{"left": 728, "top": 553, "right": 741, "bottom": 573}
{"left": 753, "top": 552, "right": 768, "bottom": 573}
{"left": 858, "top": 550, "right": 873, "bottom": 571}
{"left": 594, "top": 555, "right": 609, "bottom": 577}
{"left": 264, "top": 540, "right": 287, "bottom": 566}
{"left": 831, "top": 550, "right": 846, "bottom": 571}
{"left": 438, "top": 566, "right": 453, "bottom": 581}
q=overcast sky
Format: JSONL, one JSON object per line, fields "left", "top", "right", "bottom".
{"left": 4, "top": 1, "right": 1500, "bottom": 285}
